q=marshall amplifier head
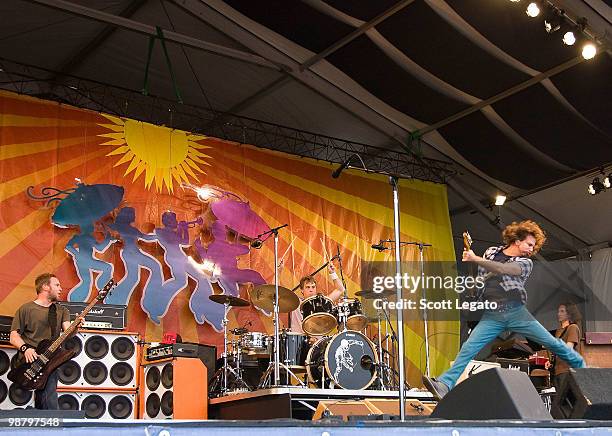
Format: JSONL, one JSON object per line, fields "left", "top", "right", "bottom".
{"left": 59, "top": 302, "right": 126, "bottom": 330}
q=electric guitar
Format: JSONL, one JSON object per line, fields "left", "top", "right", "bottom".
{"left": 463, "top": 230, "right": 495, "bottom": 283}
{"left": 8, "top": 279, "right": 115, "bottom": 390}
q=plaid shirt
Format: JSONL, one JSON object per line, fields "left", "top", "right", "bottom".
{"left": 477, "top": 246, "right": 533, "bottom": 304}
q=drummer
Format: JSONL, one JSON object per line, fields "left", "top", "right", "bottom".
{"left": 289, "top": 263, "right": 344, "bottom": 334}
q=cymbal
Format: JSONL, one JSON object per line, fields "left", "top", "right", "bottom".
{"left": 355, "top": 289, "right": 396, "bottom": 299}
{"left": 209, "top": 294, "right": 250, "bottom": 307}
{"left": 251, "top": 284, "right": 299, "bottom": 313}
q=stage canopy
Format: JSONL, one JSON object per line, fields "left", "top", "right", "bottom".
{"left": 0, "top": 0, "right": 610, "bottom": 257}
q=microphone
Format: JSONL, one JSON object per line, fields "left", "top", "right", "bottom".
{"left": 331, "top": 155, "right": 354, "bottom": 179}
{"left": 250, "top": 239, "right": 263, "bottom": 249}
{"left": 371, "top": 241, "right": 387, "bottom": 251}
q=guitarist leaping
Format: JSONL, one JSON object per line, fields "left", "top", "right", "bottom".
{"left": 8, "top": 273, "right": 115, "bottom": 410}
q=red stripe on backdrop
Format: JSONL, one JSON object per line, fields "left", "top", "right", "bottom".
{"left": 0, "top": 126, "right": 107, "bottom": 146}
{"left": 0, "top": 94, "right": 104, "bottom": 122}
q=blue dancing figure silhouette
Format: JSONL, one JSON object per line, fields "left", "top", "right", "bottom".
{"left": 105, "top": 207, "right": 164, "bottom": 306}
{"left": 47, "top": 183, "right": 123, "bottom": 302}
{"left": 65, "top": 222, "right": 114, "bottom": 301}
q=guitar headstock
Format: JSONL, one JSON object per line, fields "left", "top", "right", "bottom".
{"left": 462, "top": 231, "right": 472, "bottom": 251}
{"left": 97, "top": 279, "right": 116, "bottom": 300}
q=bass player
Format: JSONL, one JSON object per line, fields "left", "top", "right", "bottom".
{"left": 9, "top": 273, "right": 75, "bottom": 409}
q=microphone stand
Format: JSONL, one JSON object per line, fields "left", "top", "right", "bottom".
{"left": 374, "top": 239, "right": 433, "bottom": 377}
{"left": 336, "top": 244, "right": 348, "bottom": 299}
{"left": 390, "top": 176, "right": 406, "bottom": 420}
{"left": 254, "top": 224, "right": 287, "bottom": 386}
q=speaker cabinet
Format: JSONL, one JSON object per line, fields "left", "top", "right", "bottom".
{"left": 552, "top": 368, "right": 612, "bottom": 419}
{"left": 140, "top": 357, "right": 207, "bottom": 419}
{"left": 432, "top": 368, "right": 552, "bottom": 420}
{"left": 0, "top": 346, "right": 35, "bottom": 409}
{"left": 57, "top": 391, "right": 136, "bottom": 419}
{"left": 58, "top": 331, "right": 140, "bottom": 389}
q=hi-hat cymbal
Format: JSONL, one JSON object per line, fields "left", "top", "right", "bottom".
{"left": 355, "top": 289, "right": 396, "bottom": 299}
{"left": 209, "top": 294, "right": 250, "bottom": 307}
{"left": 251, "top": 284, "right": 299, "bottom": 313}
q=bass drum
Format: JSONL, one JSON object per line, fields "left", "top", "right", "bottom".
{"left": 306, "top": 330, "right": 377, "bottom": 390}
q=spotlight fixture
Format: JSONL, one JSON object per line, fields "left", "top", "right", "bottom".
{"left": 582, "top": 43, "right": 597, "bottom": 59}
{"left": 526, "top": 2, "right": 540, "bottom": 17}
{"left": 495, "top": 195, "right": 507, "bottom": 206}
{"left": 604, "top": 174, "right": 611, "bottom": 189}
{"left": 588, "top": 177, "right": 606, "bottom": 195}
{"left": 562, "top": 31, "right": 576, "bottom": 45}
{"left": 543, "top": 6, "right": 563, "bottom": 33}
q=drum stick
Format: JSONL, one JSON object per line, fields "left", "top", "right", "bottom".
{"left": 278, "top": 236, "right": 295, "bottom": 267}
{"left": 320, "top": 237, "right": 331, "bottom": 263}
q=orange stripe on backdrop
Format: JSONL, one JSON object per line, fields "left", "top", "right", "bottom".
{"left": 207, "top": 138, "right": 451, "bottom": 228}
{"left": 0, "top": 137, "right": 87, "bottom": 161}
{"left": 0, "top": 147, "right": 109, "bottom": 203}
{"left": 0, "top": 153, "right": 121, "bottom": 259}
{"left": 0, "top": 126, "right": 106, "bottom": 145}
{"left": 0, "top": 91, "right": 100, "bottom": 121}
{"left": 1, "top": 231, "right": 72, "bottom": 314}
{"left": 0, "top": 143, "right": 98, "bottom": 182}
{"left": 207, "top": 142, "right": 444, "bottom": 248}
{"left": 0, "top": 161, "right": 119, "bottom": 304}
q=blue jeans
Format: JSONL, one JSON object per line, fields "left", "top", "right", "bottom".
{"left": 438, "top": 305, "right": 585, "bottom": 389}
{"left": 35, "top": 370, "right": 59, "bottom": 410}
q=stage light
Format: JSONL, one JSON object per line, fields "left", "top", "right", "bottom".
{"left": 509, "top": 0, "right": 521, "bottom": 2}
{"left": 588, "top": 184, "right": 596, "bottom": 195}
{"left": 544, "top": 19, "right": 561, "bottom": 33}
{"left": 526, "top": 2, "right": 540, "bottom": 17}
{"left": 582, "top": 43, "right": 597, "bottom": 59}
{"left": 562, "top": 31, "right": 576, "bottom": 45}
{"left": 604, "top": 174, "right": 611, "bottom": 189}
{"left": 588, "top": 177, "right": 605, "bottom": 195}
{"left": 495, "top": 195, "right": 507, "bottom": 206}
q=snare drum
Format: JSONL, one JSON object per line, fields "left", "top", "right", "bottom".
{"left": 300, "top": 295, "right": 337, "bottom": 336}
{"left": 268, "top": 331, "right": 309, "bottom": 368}
{"left": 336, "top": 298, "right": 368, "bottom": 331}
{"left": 240, "top": 332, "right": 268, "bottom": 352}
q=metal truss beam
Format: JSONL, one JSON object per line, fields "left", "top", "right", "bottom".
{"left": 0, "top": 58, "right": 455, "bottom": 183}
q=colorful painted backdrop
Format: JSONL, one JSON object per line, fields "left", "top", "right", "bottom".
{"left": 0, "top": 90, "right": 457, "bottom": 386}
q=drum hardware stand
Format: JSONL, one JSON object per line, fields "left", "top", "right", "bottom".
{"left": 335, "top": 244, "right": 349, "bottom": 299}
{"left": 255, "top": 223, "right": 306, "bottom": 388}
{"left": 210, "top": 301, "right": 250, "bottom": 396}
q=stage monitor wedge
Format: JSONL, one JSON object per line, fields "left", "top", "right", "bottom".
{"left": 431, "top": 368, "right": 552, "bottom": 420}
{"left": 552, "top": 368, "right": 612, "bottom": 419}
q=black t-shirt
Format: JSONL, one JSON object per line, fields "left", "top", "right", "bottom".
{"left": 482, "top": 251, "right": 522, "bottom": 305}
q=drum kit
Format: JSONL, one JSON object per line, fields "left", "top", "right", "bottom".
{"left": 208, "top": 283, "right": 404, "bottom": 396}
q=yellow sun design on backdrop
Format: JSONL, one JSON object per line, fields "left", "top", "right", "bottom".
{"left": 98, "top": 115, "right": 212, "bottom": 192}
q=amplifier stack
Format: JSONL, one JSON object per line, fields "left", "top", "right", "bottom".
{"left": 0, "top": 345, "right": 35, "bottom": 409}
{"left": 57, "top": 330, "right": 141, "bottom": 419}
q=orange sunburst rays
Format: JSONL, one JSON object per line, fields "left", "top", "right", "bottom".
{"left": 97, "top": 115, "right": 213, "bottom": 192}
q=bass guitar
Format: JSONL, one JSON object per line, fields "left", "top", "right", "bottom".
{"left": 8, "top": 279, "right": 115, "bottom": 390}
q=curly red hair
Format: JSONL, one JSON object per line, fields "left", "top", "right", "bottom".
{"left": 502, "top": 220, "right": 546, "bottom": 254}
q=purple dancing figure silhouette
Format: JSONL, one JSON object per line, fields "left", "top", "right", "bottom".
{"left": 141, "top": 211, "right": 223, "bottom": 330}
{"left": 105, "top": 207, "right": 164, "bottom": 306}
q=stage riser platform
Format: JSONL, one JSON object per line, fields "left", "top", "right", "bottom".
{"left": 2, "top": 422, "right": 612, "bottom": 435}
